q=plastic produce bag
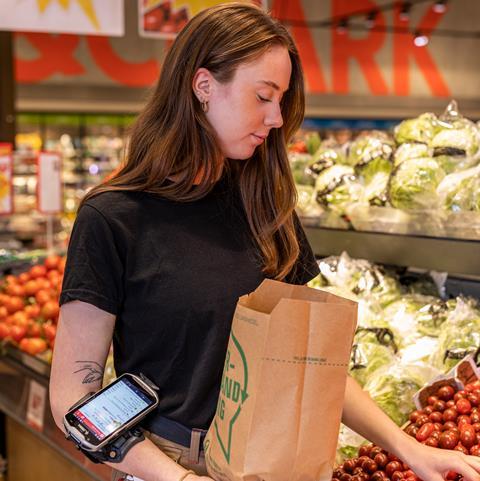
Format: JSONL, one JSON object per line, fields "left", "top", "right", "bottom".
{"left": 393, "top": 143, "right": 432, "bottom": 167}
{"left": 394, "top": 112, "right": 440, "bottom": 145}
{"left": 363, "top": 362, "right": 436, "bottom": 426}
{"left": 349, "top": 327, "right": 398, "bottom": 387}
{"left": 437, "top": 165, "right": 480, "bottom": 212}
{"left": 314, "top": 165, "right": 363, "bottom": 216}
{"left": 388, "top": 157, "right": 445, "bottom": 210}
{"left": 430, "top": 297, "right": 480, "bottom": 371}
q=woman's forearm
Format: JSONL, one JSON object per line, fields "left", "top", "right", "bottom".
{"left": 105, "top": 438, "right": 191, "bottom": 481}
{"left": 341, "top": 376, "right": 416, "bottom": 460}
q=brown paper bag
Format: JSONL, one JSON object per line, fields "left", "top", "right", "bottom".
{"left": 204, "top": 279, "right": 357, "bottom": 481}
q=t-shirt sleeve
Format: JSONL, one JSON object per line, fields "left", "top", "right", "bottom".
{"left": 285, "top": 212, "right": 320, "bottom": 285}
{"left": 60, "top": 203, "right": 124, "bottom": 315}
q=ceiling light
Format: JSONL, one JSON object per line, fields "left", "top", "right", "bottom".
{"left": 413, "top": 31, "right": 429, "bottom": 47}
{"left": 433, "top": 0, "right": 447, "bottom": 13}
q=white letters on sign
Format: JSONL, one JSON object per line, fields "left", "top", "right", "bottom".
{"left": 37, "top": 152, "right": 63, "bottom": 214}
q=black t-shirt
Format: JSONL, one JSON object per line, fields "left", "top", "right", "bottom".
{"left": 60, "top": 176, "right": 319, "bottom": 430}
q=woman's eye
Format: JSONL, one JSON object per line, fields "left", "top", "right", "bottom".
{"left": 256, "top": 94, "right": 271, "bottom": 103}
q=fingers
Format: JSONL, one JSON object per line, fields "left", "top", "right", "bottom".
{"left": 464, "top": 455, "right": 480, "bottom": 474}
{"left": 450, "top": 454, "right": 480, "bottom": 481}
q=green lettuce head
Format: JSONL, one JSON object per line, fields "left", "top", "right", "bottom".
{"left": 394, "top": 113, "right": 440, "bottom": 145}
{"left": 388, "top": 157, "right": 445, "bottom": 210}
{"left": 394, "top": 143, "right": 432, "bottom": 167}
{"left": 314, "top": 165, "right": 363, "bottom": 215}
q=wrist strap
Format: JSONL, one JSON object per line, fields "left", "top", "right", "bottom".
{"left": 178, "top": 470, "right": 195, "bottom": 481}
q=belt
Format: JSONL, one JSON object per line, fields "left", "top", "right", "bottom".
{"left": 143, "top": 415, "right": 207, "bottom": 462}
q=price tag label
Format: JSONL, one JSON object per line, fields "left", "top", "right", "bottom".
{"left": 26, "top": 379, "right": 47, "bottom": 431}
{"left": 0, "top": 154, "right": 13, "bottom": 215}
{"left": 37, "top": 152, "right": 63, "bottom": 213}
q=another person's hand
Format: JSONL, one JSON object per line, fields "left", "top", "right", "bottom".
{"left": 401, "top": 439, "right": 480, "bottom": 481}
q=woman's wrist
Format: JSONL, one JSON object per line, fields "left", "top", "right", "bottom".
{"left": 389, "top": 429, "right": 419, "bottom": 462}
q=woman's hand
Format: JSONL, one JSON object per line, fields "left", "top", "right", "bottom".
{"left": 400, "top": 438, "right": 480, "bottom": 481}
{"left": 185, "top": 475, "right": 215, "bottom": 481}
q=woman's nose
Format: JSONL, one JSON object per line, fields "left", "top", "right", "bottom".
{"left": 264, "top": 103, "right": 283, "bottom": 129}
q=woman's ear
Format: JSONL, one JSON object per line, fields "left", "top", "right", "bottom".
{"left": 192, "top": 67, "right": 212, "bottom": 102}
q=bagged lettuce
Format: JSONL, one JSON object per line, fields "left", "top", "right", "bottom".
{"left": 289, "top": 152, "right": 315, "bottom": 186}
{"left": 364, "top": 363, "right": 433, "bottom": 426}
{"left": 383, "top": 294, "right": 449, "bottom": 341}
{"left": 394, "top": 143, "right": 432, "bottom": 167}
{"left": 307, "top": 144, "right": 346, "bottom": 178}
{"left": 437, "top": 165, "right": 480, "bottom": 212}
{"left": 305, "top": 131, "right": 322, "bottom": 155}
{"left": 314, "top": 165, "right": 363, "bottom": 215}
{"left": 388, "top": 157, "right": 445, "bottom": 210}
{"left": 430, "top": 297, "right": 480, "bottom": 371}
{"left": 432, "top": 100, "right": 480, "bottom": 174}
{"left": 350, "top": 327, "right": 398, "bottom": 387}
{"left": 394, "top": 112, "right": 440, "bottom": 145}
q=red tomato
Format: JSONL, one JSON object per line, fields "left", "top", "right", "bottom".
{"left": 46, "top": 269, "right": 60, "bottom": 281}
{"left": 29, "top": 265, "right": 47, "bottom": 279}
{"left": 19, "top": 337, "right": 47, "bottom": 355}
{"left": 44, "top": 255, "right": 61, "bottom": 270}
{"left": 24, "top": 304, "right": 41, "bottom": 319}
{"left": 4, "top": 275, "right": 17, "bottom": 285}
{"left": 27, "top": 321, "right": 42, "bottom": 337}
{"left": 6, "top": 296, "right": 25, "bottom": 314}
{"left": 0, "top": 322, "right": 10, "bottom": 339}
{"left": 41, "top": 301, "right": 59, "bottom": 321}
{"left": 437, "top": 385, "right": 455, "bottom": 401}
{"left": 18, "top": 272, "right": 30, "bottom": 284}
{"left": 0, "top": 306, "right": 7, "bottom": 319}
{"left": 416, "top": 423, "right": 435, "bottom": 442}
{"left": 11, "top": 311, "right": 29, "bottom": 327}
{"left": 24, "top": 280, "right": 39, "bottom": 296}
{"left": 42, "top": 322, "right": 56, "bottom": 342}
{"left": 35, "top": 289, "right": 51, "bottom": 306}
{"left": 36, "top": 278, "right": 51, "bottom": 291}
{"left": 460, "top": 425, "right": 476, "bottom": 448}
{"left": 471, "top": 445, "right": 480, "bottom": 456}
{"left": 6, "top": 283, "right": 23, "bottom": 296}
{"left": 10, "top": 324, "right": 27, "bottom": 342}
{"left": 457, "top": 398, "right": 472, "bottom": 415}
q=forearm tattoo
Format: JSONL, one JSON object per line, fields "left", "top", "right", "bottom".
{"left": 74, "top": 361, "right": 104, "bottom": 384}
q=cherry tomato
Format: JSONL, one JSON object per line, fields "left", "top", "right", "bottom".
{"left": 454, "top": 391, "right": 467, "bottom": 402}
{"left": 429, "top": 411, "right": 443, "bottom": 423}
{"left": 29, "top": 265, "right": 47, "bottom": 279}
{"left": 460, "top": 425, "right": 476, "bottom": 448}
{"left": 5, "top": 296, "right": 25, "bottom": 314}
{"left": 44, "top": 254, "right": 61, "bottom": 270}
{"left": 369, "top": 447, "right": 384, "bottom": 459}
{"left": 416, "top": 414, "right": 430, "bottom": 427}
{"left": 472, "top": 423, "right": 480, "bottom": 432}
{"left": 433, "top": 400, "right": 447, "bottom": 412}
{"left": 443, "top": 421, "right": 457, "bottom": 431}
{"left": 468, "top": 393, "right": 480, "bottom": 407}
{"left": 409, "top": 410, "right": 422, "bottom": 423}
{"left": 392, "top": 472, "right": 404, "bottom": 481}
{"left": 17, "top": 272, "right": 30, "bottom": 284}
{"left": 9, "top": 324, "right": 27, "bottom": 342}
{"left": 373, "top": 453, "right": 388, "bottom": 468}
{"left": 443, "top": 408, "right": 458, "bottom": 422}
{"left": 41, "top": 300, "right": 59, "bottom": 321}
{"left": 454, "top": 443, "right": 469, "bottom": 454}
{"left": 0, "top": 322, "right": 10, "bottom": 339}
{"left": 471, "top": 412, "right": 480, "bottom": 424}
{"left": 24, "top": 280, "right": 40, "bottom": 296}
{"left": 19, "top": 337, "right": 47, "bottom": 356}
{"left": 437, "top": 385, "right": 455, "bottom": 401}
{"left": 428, "top": 395, "right": 439, "bottom": 405}
{"left": 35, "top": 289, "right": 51, "bottom": 306}
{"left": 457, "top": 399, "right": 472, "bottom": 415}
{"left": 386, "top": 461, "right": 403, "bottom": 477}
{"left": 416, "top": 422, "right": 435, "bottom": 442}
{"left": 457, "top": 415, "right": 471, "bottom": 426}
{"left": 439, "top": 430, "right": 460, "bottom": 449}
{"left": 424, "top": 437, "right": 439, "bottom": 447}
{"left": 470, "top": 445, "right": 480, "bottom": 456}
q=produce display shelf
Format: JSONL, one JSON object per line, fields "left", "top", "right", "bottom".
{"left": 303, "top": 225, "right": 480, "bottom": 279}
{"left": 0, "top": 347, "right": 110, "bottom": 481}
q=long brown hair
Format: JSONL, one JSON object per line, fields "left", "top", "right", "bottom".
{"left": 82, "top": 3, "right": 305, "bottom": 280}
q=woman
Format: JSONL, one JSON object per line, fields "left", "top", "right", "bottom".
{"left": 50, "top": 3, "right": 480, "bottom": 481}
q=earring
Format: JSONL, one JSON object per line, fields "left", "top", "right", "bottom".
{"left": 201, "top": 100, "right": 209, "bottom": 113}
